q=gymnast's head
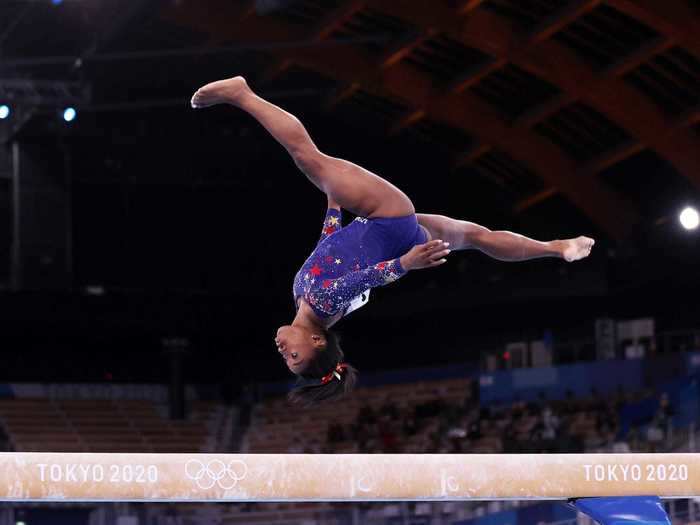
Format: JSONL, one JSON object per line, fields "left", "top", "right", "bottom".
{"left": 275, "top": 325, "right": 357, "bottom": 406}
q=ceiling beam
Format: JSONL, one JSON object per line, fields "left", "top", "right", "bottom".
{"left": 578, "top": 140, "right": 647, "bottom": 177}
{"left": 162, "top": 1, "right": 255, "bottom": 43}
{"left": 380, "top": 29, "right": 436, "bottom": 69}
{"left": 677, "top": 105, "right": 700, "bottom": 128}
{"left": 605, "top": 36, "right": 675, "bottom": 77}
{"left": 606, "top": 0, "right": 700, "bottom": 58}
{"left": 312, "top": 0, "right": 367, "bottom": 41}
{"left": 388, "top": 109, "right": 425, "bottom": 136}
{"left": 449, "top": 59, "right": 507, "bottom": 93}
{"left": 323, "top": 82, "right": 361, "bottom": 111}
{"left": 457, "top": 0, "right": 486, "bottom": 16}
{"left": 529, "top": 0, "right": 602, "bottom": 42}
{"left": 258, "top": 0, "right": 367, "bottom": 83}
{"left": 514, "top": 187, "right": 560, "bottom": 213}
{"left": 512, "top": 93, "right": 575, "bottom": 129}
{"left": 516, "top": 140, "right": 646, "bottom": 212}
{"left": 366, "top": 3, "right": 700, "bottom": 193}
{"left": 454, "top": 142, "right": 492, "bottom": 167}
{"left": 379, "top": 0, "right": 591, "bottom": 133}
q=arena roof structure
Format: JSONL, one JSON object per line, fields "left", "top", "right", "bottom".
{"left": 0, "top": 0, "right": 698, "bottom": 241}
{"left": 161, "top": 0, "right": 700, "bottom": 240}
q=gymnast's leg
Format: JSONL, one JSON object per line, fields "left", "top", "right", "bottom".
{"left": 416, "top": 214, "right": 594, "bottom": 262}
{"left": 191, "top": 76, "right": 414, "bottom": 219}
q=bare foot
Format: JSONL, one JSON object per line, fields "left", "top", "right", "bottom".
{"left": 561, "top": 236, "right": 595, "bottom": 262}
{"left": 190, "top": 76, "right": 250, "bottom": 109}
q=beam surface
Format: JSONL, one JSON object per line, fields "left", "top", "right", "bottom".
{"left": 1, "top": 453, "right": 699, "bottom": 502}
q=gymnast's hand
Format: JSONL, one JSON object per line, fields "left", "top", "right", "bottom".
{"left": 399, "top": 240, "right": 451, "bottom": 271}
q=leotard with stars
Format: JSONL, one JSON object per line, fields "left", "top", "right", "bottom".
{"left": 293, "top": 207, "right": 427, "bottom": 319}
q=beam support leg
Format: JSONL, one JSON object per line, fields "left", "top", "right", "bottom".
{"left": 571, "top": 496, "right": 671, "bottom": 525}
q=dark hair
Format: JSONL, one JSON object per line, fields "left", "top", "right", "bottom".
{"left": 287, "top": 329, "right": 357, "bottom": 407}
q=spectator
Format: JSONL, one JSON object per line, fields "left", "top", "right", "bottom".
{"left": 415, "top": 392, "right": 446, "bottom": 420}
{"left": 402, "top": 411, "right": 418, "bottom": 436}
{"left": 596, "top": 404, "right": 617, "bottom": 436}
{"left": 589, "top": 388, "right": 605, "bottom": 412}
{"left": 379, "top": 396, "right": 400, "bottom": 421}
{"left": 327, "top": 420, "right": 346, "bottom": 443}
{"left": 466, "top": 409, "right": 482, "bottom": 441}
{"left": 509, "top": 398, "right": 525, "bottom": 421}
{"left": 654, "top": 393, "right": 674, "bottom": 432}
{"left": 378, "top": 418, "right": 400, "bottom": 452}
{"left": 357, "top": 402, "right": 377, "bottom": 426}
{"left": 304, "top": 438, "right": 322, "bottom": 454}
{"left": 287, "top": 436, "right": 304, "bottom": 453}
{"left": 540, "top": 406, "right": 560, "bottom": 440}
{"left": 562, "top": 389, "right": 577, "bottom": 414}
{"left": 648, "top": 392, "right": 674, "bottom": 450}
{"left": 612, "top": 439, "right": 631, "bottom": 453}
{"left": 0, "top": 425, "right": 8, "bottom": 452}
{"left": 613, "top": 385, "right": 629, "bottom": 411}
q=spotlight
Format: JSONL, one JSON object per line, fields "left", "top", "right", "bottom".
{"left": 63, "top": 107, "right": 76, "bottom": 122}
{"left": 0, "top": 105, "right": 9, "bottom": 119}
{"left": 51, "top": 0, "right": 63, "bottom": 5}
{"left": 679, "top": 206, "right": 699, "bottom": 231}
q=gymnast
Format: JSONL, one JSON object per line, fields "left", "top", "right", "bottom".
{"left": 191, "top": 77, "right": 594, "bottom": 406}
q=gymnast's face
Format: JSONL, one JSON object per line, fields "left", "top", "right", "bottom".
{"left": 275, "top": 325, "right": 325, "bottom": 374}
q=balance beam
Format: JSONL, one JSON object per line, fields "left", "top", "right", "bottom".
{"left": 0, "top": 452, "right": 698, "bottom": 502}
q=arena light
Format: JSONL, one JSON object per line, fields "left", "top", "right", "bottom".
{"left": 0, "top": 105, "right": 10, "bottom": 120}
{"left": 63, "top": 107, "right": 76, "bottom": 123}
{"left": 51, "top": 0, "right": 63, "bottom": 5}
{"left": 679, "top": 206, "right": 699, "bottom": 231}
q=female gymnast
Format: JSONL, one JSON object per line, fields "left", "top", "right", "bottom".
{"left": 191, "top": 77, "right": 594, "bottom": 406}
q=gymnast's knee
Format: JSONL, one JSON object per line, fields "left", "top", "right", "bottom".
{"left": 291, "top": 145, "right": 324, "bottom": 175}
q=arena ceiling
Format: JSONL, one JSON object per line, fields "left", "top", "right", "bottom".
{"left": 167, "top": 0, "right": 700, "bottom": 241}
{"left": 1, "top": 0, "right": 699, "bottom": 241}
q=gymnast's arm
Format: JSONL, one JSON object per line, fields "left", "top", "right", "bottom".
{"left": 308, "top": 258, "right": 406, "bottom": 315}
{"left": 308, "top": 240, "right": 451, "bottom": 314}
{"left": 317, "top": 196, "right": 343, "bottom": 243}
{"left": 327, "top": 195, "right": 341, "bottom": 212}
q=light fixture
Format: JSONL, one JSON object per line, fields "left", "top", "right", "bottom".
{"left": 63, "top": 107, "right": 76, "bottom": 122}
{"left": 679, "top": 206, "right": 699, "bottom": 231}
{"left": 0, "top": 105, "right": 10, "bottom": 119}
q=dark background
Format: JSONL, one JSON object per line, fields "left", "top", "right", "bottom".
{"left": 0, "top": 0, "right": 698, "bottom": 390}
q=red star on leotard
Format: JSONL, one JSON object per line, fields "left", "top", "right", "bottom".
{"left": 310, "top": 265, "right": 322, "bottom": 276}
{"left": 377, "top": 262, "right": 387, "bottom": 270}
{"left": 323, "top": 226, "right": 336, "bottom": 235}
{"left": 322, "top": 279, "right": 332, "bottom": 289}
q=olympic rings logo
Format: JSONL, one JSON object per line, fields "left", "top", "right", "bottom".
{"left": 185, "top": 459, "right": 248, "bottom": 490}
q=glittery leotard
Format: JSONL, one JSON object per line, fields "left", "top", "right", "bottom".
{"left": 293, "top": 208, "right": 428, "bottom": 319}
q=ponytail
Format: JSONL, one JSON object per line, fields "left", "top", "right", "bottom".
{"left": 287, "top": 329, "right": 358, "bottom": 407}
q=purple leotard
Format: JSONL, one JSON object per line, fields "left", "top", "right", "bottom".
{"left": 293, "top": 208, "right": 428, "bottom": 319}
